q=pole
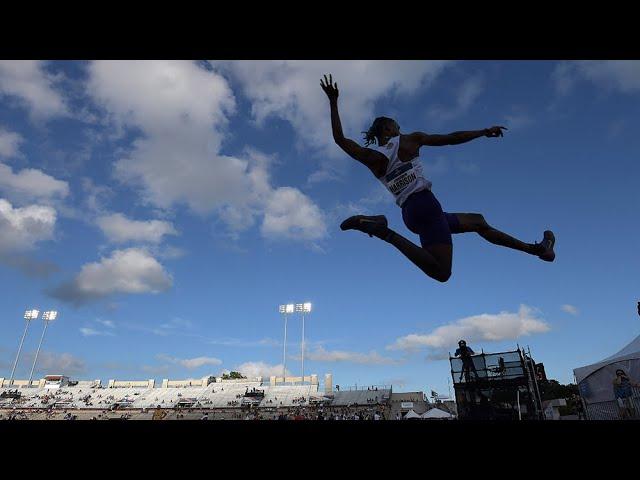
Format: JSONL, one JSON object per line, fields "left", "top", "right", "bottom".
{"left": 28, "top": 320, "right": 50, "bottom": 386}
{"left": 9, "top": 318, "right": 32, "bottom": 386}
{"left": 283, "top": 314, "right": 288, "bottom": 383}
{"left": 517, "top": 389, "right": 522, "bottom": 420}
{"left": 301, "top": 312, "right": 305, "bottom": 385}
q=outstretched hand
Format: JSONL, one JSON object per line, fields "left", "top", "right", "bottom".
{"left": 485, "top": 126, "right": 508, "bottom": 137}
{"left": 320, "top": 74, "right": 339, "bottom": 101}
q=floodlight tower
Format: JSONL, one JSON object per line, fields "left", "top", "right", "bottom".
{"left": 295, "top": 302, "right": 312, "bottom": 384}
{"left": 28, "top": 310, "right": 58, "bottom": 386}
{"left": 9, "top": 309, "right": 39, "bottom": 386}
{"left": 279, "top": 304, "right": 295, "bottom": 382}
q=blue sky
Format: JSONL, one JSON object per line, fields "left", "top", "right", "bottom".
{"left": 0, "top": 60, "right": 638, "bottom": 395}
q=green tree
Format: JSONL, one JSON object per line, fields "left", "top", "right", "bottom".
{"left": 222, "top": 371, "right": 246, "bottom": 380}
{"left": 539, "top": 379, "right": 578, "bottom": 401}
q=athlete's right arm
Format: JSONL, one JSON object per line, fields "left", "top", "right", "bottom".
{"left": 321, "top": 74, "right": 384, "bottom": 173}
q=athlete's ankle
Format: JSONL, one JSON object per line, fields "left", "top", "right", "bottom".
{"left": 381, "top": 228, "right": 396, "bottom": 243}
{"left": 528, "top": 243, "right": 544, "bottom": 255}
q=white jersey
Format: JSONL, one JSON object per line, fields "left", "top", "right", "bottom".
{"left": 371, "top": 136, "right": 431, "bottom": 207}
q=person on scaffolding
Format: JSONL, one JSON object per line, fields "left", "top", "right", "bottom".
{"left": 455, "top": 340, "right": 480, "bottom": 383}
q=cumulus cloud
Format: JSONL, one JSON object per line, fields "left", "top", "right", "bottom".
{"left": 0, "top": 197, "right": 59, "bottom": 277}
{"left": 86, "top": 61, "right": 327, "bottom": 244}
{"left": 0, "top": 163, "right": 69, "bottom": 203}
{"left": 0, "top": 128, "right": 23, "bottom": 157}
{"left": 216, "top": 60, "right": 451, "bottom": 182}
{"left": 97, "top": 213, "right": 178, "bottom": 244}
{"left": 49, "top": 247, "right": 173, "bottom": 304}
{"left": 303, "top": 346, "right": 399, "bottom": 365}
{"left": 387, "top": 305, "right": 550, "bottom": 354}
{"left": 87, "top": 60, "right": 239, "bottom": 213}
{"left": 216, "top": 60, "right": 451, "bottom": 154}
{"left": 261, "top": 187, "right": 327, "bottom": 241}
{"left": 0, "top": 198, "right": 56, "bottom": 253}
{"left": 0, "top": 61, "right": 69, "bottom": 119}
{"left": 233, "top": 361, "right": 290, "bottom": 379}
{"left": 553, "top": 60, "right": 640, "bottom": 95}
{"left": 157, "top": 354, "right": 222, "bottom": 370}
{"left": 561, "top": 304, "right": 579, "bottom": 316}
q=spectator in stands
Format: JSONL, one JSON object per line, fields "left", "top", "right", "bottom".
{"left": 455, "top": 340, "right": 479, "bottom": 382}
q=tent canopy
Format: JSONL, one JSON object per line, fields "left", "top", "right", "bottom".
{"left": 422, "top": 408, "right": 453, "bottom": 419}
{"left": 574, "top": 333, "right": 640, "bottom": 384}
{"left": 403, "top": 409, "right": 421, "bottom": 419}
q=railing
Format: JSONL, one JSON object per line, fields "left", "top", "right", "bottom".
{"left": 336, "top": 385, "right": 391, "bottom": 392}
{"left": 585, "top": 394, "right": 640, "bottom": 420}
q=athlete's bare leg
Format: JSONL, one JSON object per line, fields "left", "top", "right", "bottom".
{"left": 453, "top": 213, "right": 555, "bottom": 261}
{"left": 341, "top": 215, "right": 453, "bottom": 282}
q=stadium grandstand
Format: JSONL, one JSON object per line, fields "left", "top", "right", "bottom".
{"left": 0, "top": 372, "right": 410, "bottom": 420}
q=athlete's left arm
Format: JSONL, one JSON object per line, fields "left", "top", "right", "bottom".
{"left": 408, "top": 126, "right": 507, "bottom": 146}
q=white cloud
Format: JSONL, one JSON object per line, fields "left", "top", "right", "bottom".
{"left": 0, "top": 128, "right": 23, "bottom": 157}
{"left": 86, "top": 61, "right": 328, "bottom": 244}
{"left": 261, "top": 187, "right": 327, "bottom": 241}
{"left": 0, "top": 163, "right": 69, "bottom": 202}
{"left": 80, "top": 327, "right": 114, "bottom": 337}
{"left": 304, "top": 346, "right": 399, "bottom": 365}
{"left": 553, "top": 61, "right": 640, "bottom": 95}
{"left": 428, "top": 74, "right": 484, "bottom": 124}
{"left": 234, "top": 361, "right": 290, "bottom": 379}
{"left": 387, "top": 305, "right": 550, "bottom": 353}
{"left": 96, "top": 319, "right": 115, "bottom": 328}
{"left": 157, "top": 354, "right": 222, "bottom": 370}
{"left": 561, "top": 304, "right": 579, "bottom": 316}
{"left": 97, "top": 213, "right": 178, "bottom": 244}
{"left": 50, "top": 247, "right": 172, "bottom": 304}
{"left": 81, "top": 178, "right": 113, "bottom": 215}
{"left": 0, "top": 198, "right": 56, "bottom": 254}
{"left": 80, "top": 318, "right": 117, "bottom": 336}
{"left": 87, "top": 60, "right": 240, "bottom": 213}
{"left": 0, "top": 61, "right": 69, "bottom": 119}
{"left": 216, "top": 60, "right": 451, "bottom": 158}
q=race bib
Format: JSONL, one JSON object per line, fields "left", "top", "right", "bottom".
{"left": 385, "top": 162, "right": 417, "bottom": 195}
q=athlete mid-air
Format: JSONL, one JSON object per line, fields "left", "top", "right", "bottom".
{"left": 320, "top": 74, "right": 555, "bottom": 283}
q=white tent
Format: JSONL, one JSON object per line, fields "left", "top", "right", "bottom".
{"left": 422, "top": 408, "right": 453, "bottom": 419}
{"left": 574, "top": 333, "right": 640, "bottom": 404}
{"left": 403, "top": 409, "right": 422, "bottom": 420}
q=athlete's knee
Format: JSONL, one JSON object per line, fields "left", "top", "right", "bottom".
{"left": 433, "top": 269, "right": 452, "bottom": 283}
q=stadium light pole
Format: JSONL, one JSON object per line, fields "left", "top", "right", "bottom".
{"left": 279, "top": 304, "right": 294, "bottom": 382}
{"left": 9, "top": 309, "right": 39, "bottom": 386}
{"left": 28, "top": 310, "right": 58, "bottom": 387}
{"left": 295, "top": 302, "right": 312, "bottom": 385}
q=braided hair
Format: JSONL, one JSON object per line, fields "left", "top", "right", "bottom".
{"left": 362, "top": 116, "right": 396, "bottom": 146}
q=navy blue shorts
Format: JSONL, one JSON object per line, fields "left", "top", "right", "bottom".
{"left": 401, "top": 189, "right": 462, "bottom": 247}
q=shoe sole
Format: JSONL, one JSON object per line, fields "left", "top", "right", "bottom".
{"left": 340, "top": 215, "right": 387, "bottom": 231}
